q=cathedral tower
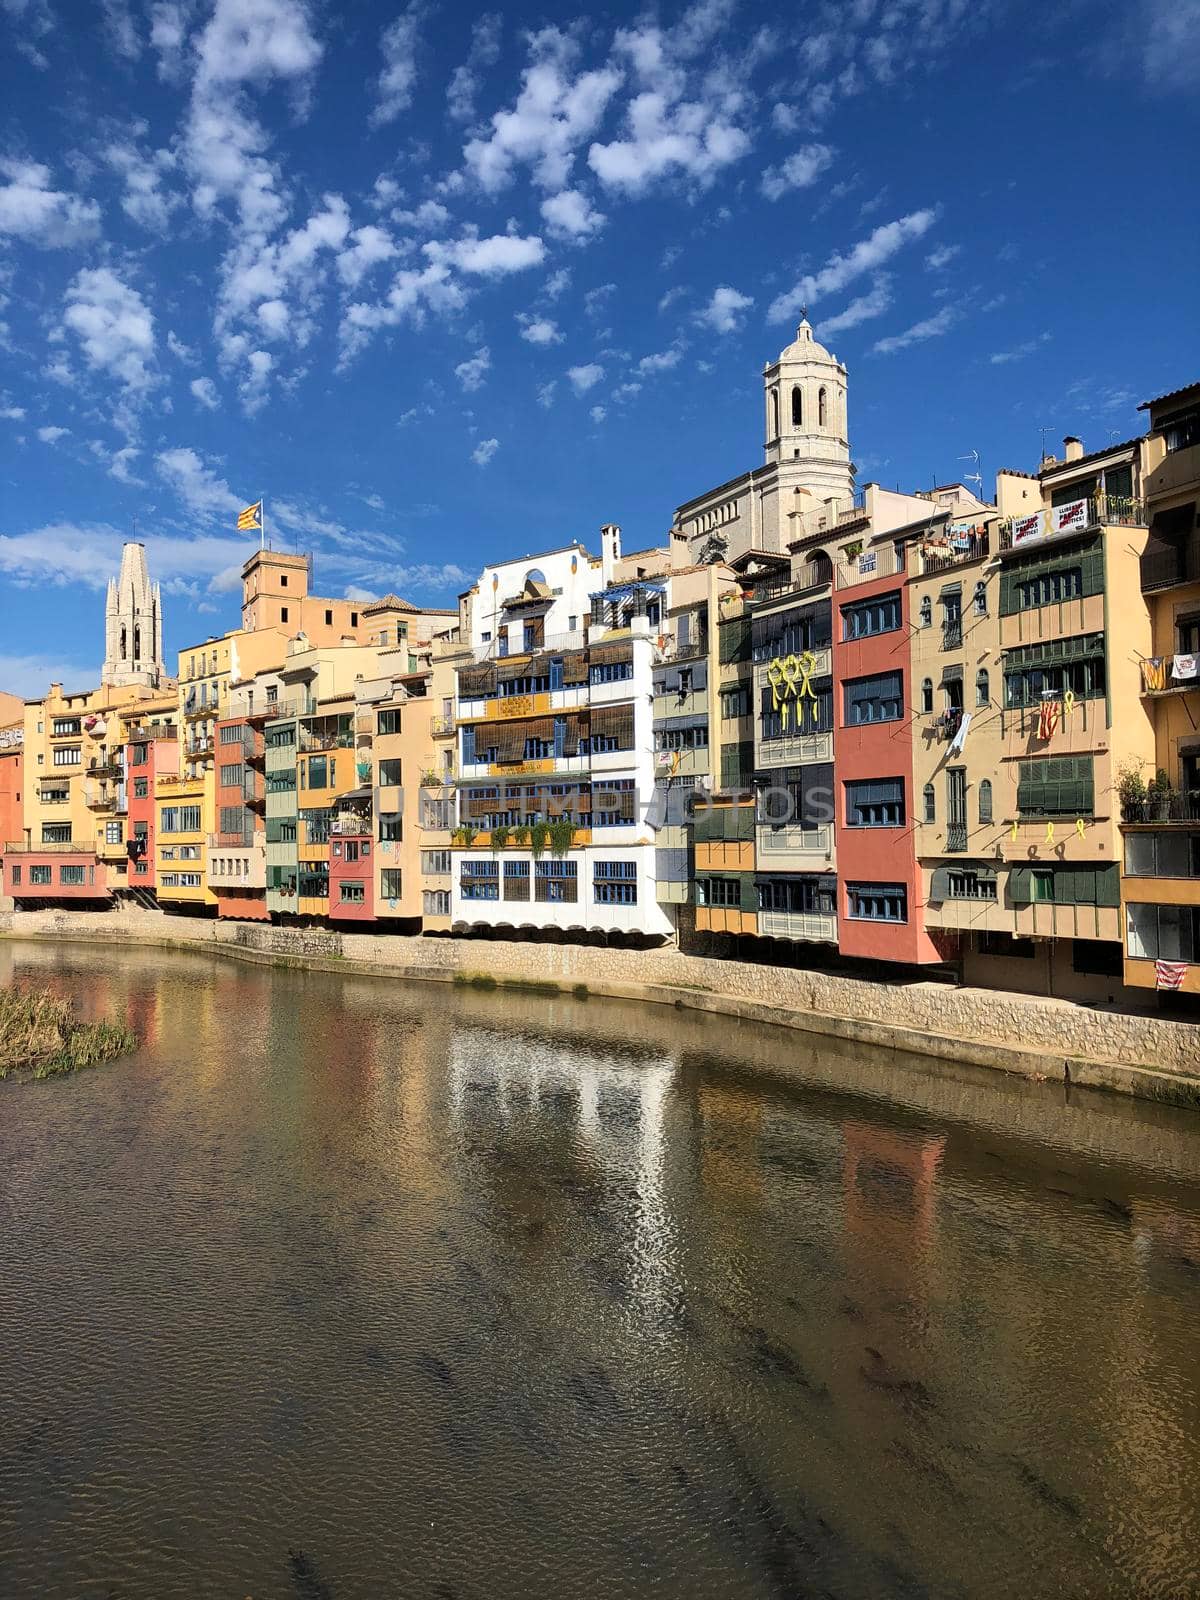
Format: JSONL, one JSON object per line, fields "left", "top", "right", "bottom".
{"left": 762, "top": 317, "right": 853, "bottom": 505}
{"left": 102, "top": 541, "right": 163, "bottom": 689}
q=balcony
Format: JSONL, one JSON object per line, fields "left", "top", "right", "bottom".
{"left": 208, "top": 831, "right": 255, "bottom": 849}
{"left": 331, "top": 815, "right": 371, "bottom": 836}
{"left": 930, "top": 707, "right": 964, "bottom": 744}
{"left": 945, "top": 822, "right": 968, "bottom": 852}
{"left": 7, "top": 841, "right": 94, "bottom": 853}
{"left": 1121, "top": 792, "right": 1200, "bottom": 826}
{"left": 942, "top": 619, "right": 963, "bottom": 650}
{"left": 86, "top": 753, "right": 122, "bottom": 777}
{"left": 84, "top": 780, "right": 117, "bottom": 810}
{"left": 1141, "top": 537, "right": 1200, "bottom": 594}
{"left": 432, "top": 715, "right": 455, "bottom": 735}
{"left": 758, "top": 908, "right": 838, "bottom": 944}
{"left": 919, "top": 531, "right": 990, "bottom": 574}
{"left": 1140, "top": 656, "right": 1200, "bottom": 696}
{"left": 998, "top": 495, "right": 1146, "bottom": 555}
{"left": 835, "top": 545, "right": 905, "bottom": 590}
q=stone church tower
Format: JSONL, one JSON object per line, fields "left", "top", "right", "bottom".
{"left": 762, "top": 317, "right": 853, "bottom": 503}
{"left": 102, "top": 541, "right": 163, "bottom": 689}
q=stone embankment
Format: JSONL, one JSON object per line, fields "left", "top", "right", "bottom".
{"left": 2, "top": 907, "right": 1199, "bottom": 1103}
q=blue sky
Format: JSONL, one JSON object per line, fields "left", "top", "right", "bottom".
{"left": 1, "top": 0, "right": 1197, "bottom": 694}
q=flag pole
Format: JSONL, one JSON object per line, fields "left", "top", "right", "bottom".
{"left": 261, "top": 493, "right": 267, "bottom": 551}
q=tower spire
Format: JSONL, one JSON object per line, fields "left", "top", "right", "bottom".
{"left": 101, "top": 541, "right": 165, "bottom": 689}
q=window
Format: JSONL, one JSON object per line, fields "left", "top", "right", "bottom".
{"left": 105, "top": 822, "right": 122, "bottom": 845}
{"left": 1126, "top": 902, "right": 1200, "bottom": 963}
{"left": 758, "top": 875, "right": 836, "bottom": 916}
{"left": 52, "top": 718, "right": 81, "bottom": 737}
{"left": 378, "top": 758, "right": 402, "bottom": 786}
{"left": 594, "top": 860, "right": 637, "bottom": 904}
{"left": 30, "top": 865, "right": 52, "bottom": 885}
{"left": 421, "top": 796, "right": 452, "bottom": 830}
{"left": 593, "top": 779, "right": 636, "bottom": 826}
{"left": 818, "top": 386, "right": 827, "bottom": 427}
{"left": 42, "top": 823, "right": 71, "bottom": 844}
{"left": 978, "top": 779, "right": 993, "bottom": 824}
{"left": 844, "top": 671, "right": 903, "bottom": 725}
{"left": 161, "top": 805, "right": 202, "bottom": 832}
{"left": 1003, "top": 633, "right": 1106, "bottom": 708}
{"left": 978, "top": 931, "right": 1036, "bottom": 960}
{"left": 220, "top": 724, "right": 243, "bottom": 745}
{"left": 266, "top": 685, "right": 279, "bottom": 706}
{"left": 655, "top": 725, "right": 708, "bottom": 752}
{"left": 1072, "top": 939, "right": 1123, "bottom": 977}
{"left": 721, "top": 685, "right": 752, "bottom": 719}
{"left": 791, "top": 385, "right": 802, "bottom": 427}
{"left": 589, "top": 660, "right": 634, "bottom": 684}
{"left": 841, "top": 592, "right": 901, "bottom": 640}
{"left": 423, "top": 889, "right": 449, "bottom": 916}
{"left": 339, "top": 881, "right": 365, "bottom": 904}
{"left": 1009, "top": 864, "right": 1120, "bottom": 907}
{"left": 945, "top": 869, "right": 997, "bottom": 901}
{"left": 381, "top": 869, "right": 403, "bottom": 900}
{"left": 130, "top": 743, "right": 148, "bottom": 766}
{"left": 1017, "top": 756, "right": 1094, "bottom": 817}
{"left": 846, "top": 778, "right": 905, "bottom": 827}
{"left": 1000, "top": 540, "right": 1103, "bottom": 615}
{"left": 267, "top": 771, "right": 296, "bottom": 793}
{"left": 59, "top": 865, "right": 86, "bottom": 886}
{"left": 751, "top": 604, "right": 831, "bottom": 663}
{"left": 10, "top": 866, "right": 19, "bottom": 885}
{"left": 847, "top": 883, "right": 907, "bottom": 922}
{"left": 325, "top": 609, "right": 333, "bottom": 626}
{"left": 1161, "top": 408, "right": 1200, "bottom": 453}
{"left": 921, "top": 678, "right": 934, "bottom": 714}
{"left": 759, "top": 676, "right": 833, "bottom": 740}
{"left": 377, "top": 709, "right": 402, "bottom": 735}
{"left": 220, "top": 763, "right": 244, "bottom": 787}
{"left": 755, "top": 762, "right": 833, "bottom": 830}
{"left": 923, "top": 783, "right": 936, "bottom": 824}
{"left": 535, "top": 859, "right": 578, "bottom": 903}
{"left": 53, "top": 745, "right": 81, "bottom": 767}
{"left": 350, "top": 611, "right": 359, "bottom": 628}
{"left": 696, "top": 876, "right": 741, "bottom": 907}
{"left": 974, "top": 581, "right": 988, "bottom": 616}
{"left": 379, "top": 814, "right": 402, "bottom": 842}
{"left": 280, "top": 606, "right": 289, "bottom": 623}
{"left": 421, "top": 849, "right": 451, "bottom": 874}
{"left": 502, "top": 860, "right": 530, "bottom": 901}
{"left": 919, "top": 596, "right": 932, "bottom": 628}
{"left": 266, "top": 725, "right": 295, "bottom": 748}
{"left": 975, "top": 669, "right": 990, "bottom": 708}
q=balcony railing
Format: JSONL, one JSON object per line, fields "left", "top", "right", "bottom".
{"left": 835, "top": 545, "right": 905, "bottom": 590}
{"left": 931, "top": 707, "right": 964, "bottom": 743}
{"left": 468, "top": 630, "right": 587, "bottom": 664}
{"left": 1140, "top": 537, "right": 1200, "bottom": 594}
{"left": 1121, "top": 792, "right": 1200, "bottom": 825}
{"left": 919, "top": 531, "right": 990, "bottom": 574}
{"left": 431, "top": 715, "right": 455, "bottom": 735}
{"left": 5, "top": 841, "right": 94, "bottom": 853}
{"left": 331, "top": 815, "right": 371, "bottom": 836}
{"left": 1140, "top": 656, "right": 1200, "bottom": 695}
{"left": 208, "top": 831, "right": 256, "bottom": 849}
{"left": 946, "top": 822, "right": 968, "bottom": 852}
{"left": 998, "top": 496, "right": 1146, "bottom": 554}
{"left": 942, "top": 619, "right": 963, "bottom": 650}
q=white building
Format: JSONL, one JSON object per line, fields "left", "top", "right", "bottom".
{"left": 450, "top": 530, "right": 677, "bottom": 942}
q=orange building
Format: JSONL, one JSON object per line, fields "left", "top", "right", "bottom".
{"left": 0, "top": 689, "right": 23, "bottom": 849}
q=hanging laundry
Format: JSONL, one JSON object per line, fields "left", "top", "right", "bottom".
{"left": 1172, "top": 653, "right": 1199, "bottom": 681}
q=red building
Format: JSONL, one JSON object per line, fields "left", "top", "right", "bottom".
{"left": 126, "top": 732, "right": 177, "bottom": 899}
{"left": 2, "top": 848, "right": 110, "bottom": 904}
{"left": 0, "top": 733, "right": 22, "bottom": 848}
{"left": 832, "top": 535, "right": 944, "bottom": 966}
{"left": 329, "top": 822, "right": 374, "bottom": 923}
{"left": 212, "top": 715, "right": 269, "bottom": 921}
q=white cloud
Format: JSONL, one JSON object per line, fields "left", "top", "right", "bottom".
{"left": 771, "top": 102, "right": 800, "bottom": 133}
{"left": 567, "top": 362, "right": 604, "bottom": 394}
{"left": 339, "top": 262, "right": 467, "bottom": 362}
{"left": 371, "top": 3, "right": 423, "bottom": 128}
{"left": 102, "top": 0, "right": 141, "bottom": 59}
{"left": 62, "top": 267, "right": 157, "bottom": 393}
{"left": 584, "top": 282, "right": 616, "bottom": 317}
{"left": 385, "top": 197, "right": 451, "bottom": 231}
{"left": 638, "top": 346, "right": 683, "bottom": 374}
{"left": 455, "top": 345, "right": 490, "bottom": 391}
{"left": 769, "top": 209, "right": 938, "bottom": 322}
{"left": 1, "top": 404, "right": 26, "bottom": 421}
{"left": 0, "top": 649, "right": 97, "bottom": 698}
{"left": 167, "top": 330, "right": 197, "bottom": 363}
{"left": 518, "top": 314, "right": 562, "bottom": 345}
{"left": 447, "top": 11, "right": 502, "bottom": 122}
{"left": 543, "top": 266, "right": 571, "bottom": 299}
{"left": 154, "top": 446, "right": 242, "bottom": 517}
{"left": 108, "top": 445, "right": 143, "bottom": 485}
{"left": 872, "top": 305, "right": 957, "bottom": 356}
{"left": 0, "top": 159, "right": 101, "bottom": 248}
{"left": 105, "top": 137, "right": 180, "bottom": 232}
{"left": 0, "top": 522, "right": 254, "bottom": 594}
{"left": 990, "top": 332, "right": 1051, "bottom": 365}
{"left": 761, "top": 143, "right": 834, "bottom": 201}
{"left": 471, "top": 436, "right": 499, "bottom": 466}
{"left": 926, "top": 243, "right": 960, "bottom": 271}
{"left": 36, "top": 425, "right": 69, "bottom": 443}
{"left": 817, "top": 276, "right": 892, "bottom": 337}
{"left": 1137, "top": 0, "right": 1200, "bottom": 89}
{"left": 536, "top": 380, "right": 557, "bottom": 408}
{"left": 149, "top": 1, "right": 193, "bottom": 82}
{"left": 540, "top": 187, "right": 605, "bottom": 239}
{"left": 425, "top": 230, "right": 545, "bottom": 276}
{"left": 589, "top": 404, "right": 606, "bottom": 423}
{"left": 238, "top": 347, "right": 272, "bottom": 412}
{"left": 695, "top": 285, "right": 752, "bottom": 334}
{"left": 589, "top": 92, "right": 750, "bottom": 196}
{"left": 190, "top": 375, "right": 220, "bottom": 408}
{"left": 463, "top": 26, "right": 621, "bottom": 193}
{"left": 335, "top": 224, "right": 398, "bottom": 288}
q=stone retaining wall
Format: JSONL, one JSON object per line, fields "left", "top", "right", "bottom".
{"left": 3, "top": 907, "right": 1199, "bottom": 1094}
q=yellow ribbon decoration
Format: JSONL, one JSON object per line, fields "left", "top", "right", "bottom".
{"left": 1062, "top": 689, "right": 1076, "bottom": 722}
{"left": 1046, "top": 821, "right": 1055, "bottom": 846}
{"left": 1010, "top": 818, "right": 1019, "bottom": 843}
{"left": 767, "top": 651, "right": 820, "bottom": 732}
{"left": 1076, "top": 817, "right": 1085, "bottom": 840}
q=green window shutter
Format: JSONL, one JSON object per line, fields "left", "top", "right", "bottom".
{"left": 929, "top": 867, "right": 949, "bottom": 902}
{"left": 1081, "top": 549, "right": 1104, "bottom": 597}
{"left": 1096, "top": 864, "right": 1119, "bottom": 907}
{"left": 739, "top": 875, "right": 758, "bottom": 914}
{"left": 1010, "top": 865, "right": 1031, "bottom": 904}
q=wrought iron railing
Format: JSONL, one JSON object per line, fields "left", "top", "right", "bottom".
{"left": 946, "top": 822, "right": 968, "bottom": 852}
{"left": 1121, "top": 792, "right": 1200, "bottom": 824}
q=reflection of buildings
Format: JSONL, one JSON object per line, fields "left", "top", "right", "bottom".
{"left": 841, "top": 1120, "right": 945, "bottom": 1281}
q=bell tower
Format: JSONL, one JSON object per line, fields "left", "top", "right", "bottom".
{"left": 102, "top": 541, "right": 163, "bottom": 689}
{"left": 762, "top": 317, "right": 853, "bottom": 507}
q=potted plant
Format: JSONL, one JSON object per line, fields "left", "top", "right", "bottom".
{"left": 512, "top": 824, "right": 530, "bottom": 848}
{"left": 529, "top": 821, "right": 550, "bottom": 859}
{"left": 490, "top": 823, "right": 511, "bottom": 852}
{"left": 1148, "top": 768, "right": 1175, "bottom": 821}
{"left": 1115, "top": 759, "right": 1147, "bottom": 822}
{"left": 451, "top": 823, "right": 477, "bottom": 847}
{"left": 356, "top": 760, "right": 372, "bottom": 783}
{"left": 548, "top": 818, "right": 574, "bottom": 857}
{"left": 420, "top": 767, "right": 441, "bottom": 787}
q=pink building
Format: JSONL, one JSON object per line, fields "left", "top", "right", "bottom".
{"left": 2, "top": 848, "right": 109, "bottom": 903}
{"left": 126, "top": 733, "right": 177, "bottom": 897}
{"left": 329, "top": 827, "right": 374, "bottom": 923}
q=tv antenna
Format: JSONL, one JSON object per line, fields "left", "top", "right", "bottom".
{"left": 957, "top": 449, "right": 984, "bottom": 497}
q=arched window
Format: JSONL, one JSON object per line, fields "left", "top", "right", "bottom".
{"left": 974, "top": 580, "right": 987, "bottom": 616}
{"left": 770, "top": 388, "right": 779, "bottom": 439}
{"left": 818, "top": 386, "right": 827, "bottom": 426}
{"left": 978, "top": 779, "right": 993, "bottom": 824}
{"left": 923, "top": 783, "right": 936, "bottom": 824}
{"left": 921, "top": 678, "right": 934, "bottom": 713}
{"left": 976, "top": 668, "right": 989, "bottom": 707}
{"left": 119, "top": 624, "right": 127, "bottom": 660}
{"left": 791, "top": 385, "right": 803, "bottom": 427}
{"left": 133, "top": 625, "right": 141, "bottom": 661}
{"left": 919, "top": 596, "right": 932, "bottom": 628}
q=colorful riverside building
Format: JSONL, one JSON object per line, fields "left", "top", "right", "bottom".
{"left": 1122, "top": 382, "right": 1200, "bottom": 994}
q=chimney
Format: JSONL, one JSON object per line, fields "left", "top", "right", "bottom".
{"left": 600, "top": 523, "right": 621, "bottom": 588}
{"left": 1063, "top": 435, "right": 1084, "bottom": 462}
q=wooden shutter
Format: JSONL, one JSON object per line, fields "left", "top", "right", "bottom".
{"left": 739, "top": 874, "right": 759, "bottom": 913}
{"left": 590, "top": 704, "right": 635, "bottom": 747}
{"left": 929, "top": 867, "right": 949, "bottom": 902}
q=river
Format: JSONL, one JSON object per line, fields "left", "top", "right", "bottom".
{"left": 1, "top": 938, "right": 1199, "bottom": 1600}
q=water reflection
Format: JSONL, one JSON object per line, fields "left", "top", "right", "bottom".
{"left": 0, "top": 938, "right": 1198, "bottom": 1600}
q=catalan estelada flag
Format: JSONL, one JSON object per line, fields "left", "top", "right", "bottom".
{"left": 237, "top": 500, "right": 263, "bottom": 532}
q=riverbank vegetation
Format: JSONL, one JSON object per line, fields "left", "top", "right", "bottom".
{"left": 0, "top": 985, "right": 136, "bottom": 1080}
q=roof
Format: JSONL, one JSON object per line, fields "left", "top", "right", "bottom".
{"left": 997, "top": 466, "right": 1037, "bottom": 480}
{"left": 1038, "top": 438, "right": 1138, "bottom": 476}
{"left": 361, "top": 594, "right": 419, "bottom": 614}
{"left": 728, "top": 549, "right": 788, "bottom": 573}
{"left": 1139, "top": 381, "right": 1200, "bottom": 412}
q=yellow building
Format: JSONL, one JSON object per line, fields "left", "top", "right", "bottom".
{"left": 1121, "top": 381, "right": 1200, "bottom": 994}
{"left": 154, "top": 769, "right": 216, "bottom": 909}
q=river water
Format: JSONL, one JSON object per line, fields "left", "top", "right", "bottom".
{"left": 1, "top": 939, "right": 1199, "bottom": 1600}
